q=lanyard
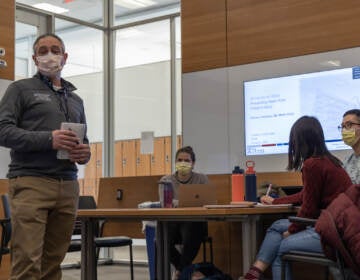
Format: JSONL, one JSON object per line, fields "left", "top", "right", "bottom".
{"left": 56, "top": 87, "right": 70, "bottom": 122}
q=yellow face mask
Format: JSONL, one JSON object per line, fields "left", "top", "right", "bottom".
{"left": 175, "top": 161, "right": 192, "bottom": 176}
{"left": 342, "top": 129, "right": 358, "bottom": 146}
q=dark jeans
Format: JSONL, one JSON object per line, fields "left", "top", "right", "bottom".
{"left": 167, "top": 221, "right": 207, "bottom": 271}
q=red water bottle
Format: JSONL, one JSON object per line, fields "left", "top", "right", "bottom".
{"left": 231, "top": 166, "right": 245, "bottom": 202}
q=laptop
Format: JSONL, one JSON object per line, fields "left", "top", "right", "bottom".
{"left": 177, "top": 184, "right": 217, "bottom": 207}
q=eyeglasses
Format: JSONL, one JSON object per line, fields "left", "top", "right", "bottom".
{"left": 338, "top": 121, "right": 360, "bottom": 131}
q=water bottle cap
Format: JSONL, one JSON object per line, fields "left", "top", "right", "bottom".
{"left": 158, "top": 180, "right": 173, "bottom": 186}
{"left": 245, "top": 160, "right": 256, "bottom": 174}
{"left": 232, "top": 166, "right": 244, "bottom": 174}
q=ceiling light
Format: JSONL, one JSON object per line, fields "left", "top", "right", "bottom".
{"left": 33, "top": 3, "right": 69, "bottom": 14}
{"left": 114, "top": 0, "right": 156, "bottom": 9}
{"left": 320, "top": 60, "right": 341, "bottom": 67}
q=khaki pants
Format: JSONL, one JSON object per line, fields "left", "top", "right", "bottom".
{"left": 9, "top": 176, "right": 79, "bottom": 280}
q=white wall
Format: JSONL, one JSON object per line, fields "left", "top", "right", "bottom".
{"left": 182, "top": 48, "right": 360, "bottom": 173}
{"left": 182, "top": 68, "right": 230, "bottom": 174}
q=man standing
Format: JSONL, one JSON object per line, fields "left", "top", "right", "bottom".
{"left": 0, "top": 33, "right": 91, "bottom": 279}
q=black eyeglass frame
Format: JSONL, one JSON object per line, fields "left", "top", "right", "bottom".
{"left": 338, "top": 121, "right": 360, "bottom": 131}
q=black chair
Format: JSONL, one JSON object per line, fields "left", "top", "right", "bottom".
{"left": 281, "top": 216, "right": 348, "bottom": 280}
{"left": 0, "top": 194, "right": 11, "bottom": 266}
{"left": 68, "top": 196, "right": 134, "bottom": 280}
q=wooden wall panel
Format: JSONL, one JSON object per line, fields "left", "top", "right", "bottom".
{"left": 135, "top": 139, "right": 151, "bottom": 176}
{"left": 181, "top": 0, "right": 227, "bottom": 73}
{"left": 95, "top": 142, "right": 102, "bottom": 178}
{"left": 122, "top": 140, "right": 136, "bottom": 177}
{"left": 84, "top": 143, "right": 97, "bottom": 180}
{"left": 0, "top": 256, "right": 10, "bottom": 280}
{"left": 0, "top": 0, "right": 15, "bottom": 80}
{"left": 227, "top": 0, "right": 360, "bottom": 66}
{"left": 257, "top": 171, "right": 302, "bottom": 187}
{"left": 114, "top": 141, "right": 123, "bottom": 177}
{"left": 164, "top": 137, "right": 171, "bottom": 174}
{"left": 150, "top": 137, "right": 166, "bottom": 175}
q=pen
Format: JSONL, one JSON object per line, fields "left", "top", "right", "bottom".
{"left": 266, "top": 183, "right": 272, "bottom": 196}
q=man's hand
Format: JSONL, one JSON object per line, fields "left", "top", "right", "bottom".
{"left": 52, "top": 129, "right": 79, "bottom": 150}
{"left": 68, "top": 143, "right": 91, "bottom": 164}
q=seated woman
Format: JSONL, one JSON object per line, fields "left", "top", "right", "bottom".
{"left": 159, "top": 146, "right": 209, "bottom": 280}
{"left": 243, "top": 116, "right": 352, "bottom": 280}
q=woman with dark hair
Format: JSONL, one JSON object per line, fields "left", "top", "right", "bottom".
{"left": 242, "top": 116, "right": 352, "bottom": 280}
{"left": 159, "top": 146, "right": 209, "bottom": 280}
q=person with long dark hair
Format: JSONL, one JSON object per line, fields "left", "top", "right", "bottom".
{"left": 242, "top": 116, "right": 352, "bottom": 280}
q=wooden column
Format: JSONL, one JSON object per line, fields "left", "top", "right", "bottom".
{"left": 0, "top": 0, "right": 15, "bottom": 81}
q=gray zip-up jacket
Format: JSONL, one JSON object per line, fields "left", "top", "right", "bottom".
{"left": 0, "top": 73, "right": 89, "bottom": 180}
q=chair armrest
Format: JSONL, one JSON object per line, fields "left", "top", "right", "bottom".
{"left": 288, "top": 216, "right": 316, "bottom": 226}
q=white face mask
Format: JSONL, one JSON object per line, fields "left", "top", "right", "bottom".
{"left": 36, "top": 52, "right": 63, "bottom": 78}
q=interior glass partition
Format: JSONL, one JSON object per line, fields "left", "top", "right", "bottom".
{"left": 15, "top": 0, "right": 181, "bottom": 186}
{"left": 16, "top": 0, "right": 104, "bottom": 26}
{"left": 113, "top": 19, "right": 171, "bottom": 177}
{"left": 55, "top": 18, "right": 104, "bottom": 196}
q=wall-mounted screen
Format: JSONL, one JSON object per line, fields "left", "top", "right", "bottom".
{"left": 244, "top": 66, "right": 360, "bottom": 156}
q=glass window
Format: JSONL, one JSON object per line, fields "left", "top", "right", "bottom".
{"left": 113, "top": 0, "right": 179, "bottom": 25}
{"left": 17, "top": 0, "right": 104, "bottom": 26}
{"left": 15, "top": 22, "right": 37, "bottom": 80}
{"left": 55, "top": 18, "right": 104, "bottom": 181}
{"left": 14, "top": 1, "right": 181, "bottom": 180}
{"left": 175, "top": 16, "right": 182, "bottom": 137}
{"left": 115, "top": 20, "right": 170, "bottom": 138}
{"left": 114, "top": 19, "right": 171, "bottom": 175}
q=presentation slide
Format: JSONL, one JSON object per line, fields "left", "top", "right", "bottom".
{"left": 244, "top": 66, "right": 360, "bottom": 156}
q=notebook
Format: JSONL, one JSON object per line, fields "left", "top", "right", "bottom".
{"left": 177, "top": 184, "right": 217, "bottom": 207}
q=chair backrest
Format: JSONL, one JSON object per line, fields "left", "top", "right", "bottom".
{"left": 1, "top": 194, "right": 10, "bottom": 219}
{"left": 1, "top": 194, "right": 11, "bottom": 242}
{"left": 78, "top": 196, "right": 97, "bottom": 210}
{"left": 1, "top": 194, "right": 11, "bottom": 262}
{"left": 72, "top": 196, "right": 98, "bottom": 236}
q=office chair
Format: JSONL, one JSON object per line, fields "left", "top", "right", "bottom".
{"left": 0, "top": 194, "right": 11, "bottom": 266}
{"left": 68, "top": 196, "right": 134, "bottom": 280}
{"left": 281, "top": 216, "right": 347, "bottom": 280}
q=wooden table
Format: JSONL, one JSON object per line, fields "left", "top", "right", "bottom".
{"left": 77, "top": 206, "right": 296, "bottom": 280}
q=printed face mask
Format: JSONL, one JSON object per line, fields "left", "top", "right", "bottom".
{"left": 175, "top": 161, "right": 192, "bottom": 176}
{"left": 342, "top": 128, "right": 358, "bottom": 146}
{"left": 36, "top": 52, "right": 63, "bottom": 78}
